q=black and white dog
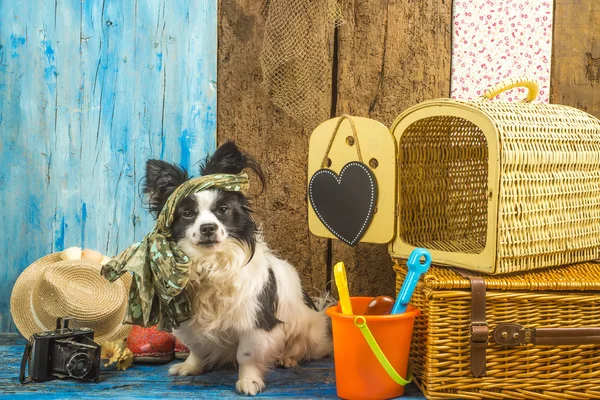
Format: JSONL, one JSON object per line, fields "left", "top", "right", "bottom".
{"left": 143, "top": 142, "right": 332, "bottom": 395}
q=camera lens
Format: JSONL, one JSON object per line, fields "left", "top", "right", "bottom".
{"left": 66, "top": 352, "right": 93, "bottom": 378}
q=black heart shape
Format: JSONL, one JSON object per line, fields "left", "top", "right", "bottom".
{"left": 309, "top": 162, "right": 378, "bottom": 246}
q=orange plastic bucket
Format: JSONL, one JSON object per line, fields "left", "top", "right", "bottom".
{"left": 326, "top": 297, "right": 420, "bottom": 400}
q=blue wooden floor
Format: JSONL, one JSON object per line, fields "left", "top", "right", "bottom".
{"left": 0, "top": 335, "right": 425, "bottom": 399}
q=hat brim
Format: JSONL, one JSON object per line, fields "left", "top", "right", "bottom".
{"left": 10, "top": 253, "right": 132, "bottom": 343}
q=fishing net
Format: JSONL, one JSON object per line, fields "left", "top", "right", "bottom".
{"left": 260, "top": 0, "right": 345, "bottom": 129}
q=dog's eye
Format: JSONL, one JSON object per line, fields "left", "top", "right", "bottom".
{"left": 182, "top": 210, "right": 194, "bottom": 219}
{"left": 217, "top": 205, "right": 229, "bottom": 215}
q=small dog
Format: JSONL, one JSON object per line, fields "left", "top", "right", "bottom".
{"left": 143, "top": 142, "right": 332, "bottom": 395}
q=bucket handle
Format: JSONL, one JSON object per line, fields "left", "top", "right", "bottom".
{"left": 354, "top": 316, "right": 412, "bottom": 386}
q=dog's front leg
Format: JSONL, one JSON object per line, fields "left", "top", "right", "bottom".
{"left": 168, "top": 330, "right": 206, "bottom": 377}
{"left": 168, "top": 350, "right": 205, "bottom": 376}
{"left": 235, "top": 328, "right": 282, "bottom": 395}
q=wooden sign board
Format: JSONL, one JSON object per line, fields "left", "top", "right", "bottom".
{"left": 308, "top": 116, "right": 397, "bottom": 244}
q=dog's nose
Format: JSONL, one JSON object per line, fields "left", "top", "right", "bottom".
{"left": 200, "top": 223, "right": 217, "bottom": 236}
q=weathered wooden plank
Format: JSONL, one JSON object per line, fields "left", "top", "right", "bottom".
{"left": 551, "top": 0, "right": 600, "bottom": 118}
{"left": 217, "top": 0, "right": 329, "bottom": 295}
{"left": 0, "top": 335, "right": 426, "bottom": 399}
{"left": 0, "top": 0, "right": 217, "bottom": 332}
{"left": 332, "top": 0, "right": 453, "bottom": 296}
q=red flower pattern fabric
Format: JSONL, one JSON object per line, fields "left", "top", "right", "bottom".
{"left": 451, "top": 0, "right": 553, "bottom": 102}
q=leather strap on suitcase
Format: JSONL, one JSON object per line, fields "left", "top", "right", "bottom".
{"left": 452, "top": 268, "right": 600, "bottom": 377}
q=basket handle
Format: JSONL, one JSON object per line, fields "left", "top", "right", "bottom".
{"left": 481, "top": 77, "right": 539, "bottom": 102}
{"left": 354, "top": 316, "right": 412, "bottom": 386}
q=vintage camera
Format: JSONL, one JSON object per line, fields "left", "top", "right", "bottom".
{"left": 20, "top": 318, "right": 101, "bottom": 384}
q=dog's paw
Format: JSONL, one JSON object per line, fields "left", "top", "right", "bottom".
{"left": 281, "top": 357, "right": 298, "bottom": 368}
{"left": 168, "top": 361, "right": 204, "bottom": 376}
{"left": 235, "top": 378, "right": 265, "bottom": 396}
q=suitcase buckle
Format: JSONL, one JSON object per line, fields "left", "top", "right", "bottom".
{"left": 470, "top": 322, "right": 489, "bottom": 343}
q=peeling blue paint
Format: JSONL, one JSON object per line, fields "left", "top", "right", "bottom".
{"left": 160, "top": 131, "right": 166, "bottom": 160}
{"left": 203, "top": 104, "right": 216, "bottom": 132}
{"left": 9, "top": 35, "right": 25, "bottom": 48}
{"left": 179, "top": 129, "right": 197, "bottom": 172}
{"left": 156, "top": 52, "right": 163, "bottom": 71}
{"left": 42, "top": 41, "right": 55, "bottom": 61}
{"left": 41, "top": 40, "right": 57, "bottom": 94}
{"left": 54, "top": 216, "right": 66, "bottom": 250}
{"left": 0, "top": 0, "right": 217, "bottom": 332}
{"left": 81, "top": 203, "right": 87, "bottom": 247}
{"left": 28, "top": 196, "right": 41, "bottom": 230}
{"left": 4, "top": 342, "right": 426, "bottom": 400}
{"left": 9, "top": 35, "right": 25, "bottom": 58}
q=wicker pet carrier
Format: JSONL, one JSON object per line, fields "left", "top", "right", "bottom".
{"left": 389, "top": 77, "right": 600, "bottom": 274}
{"left": 394, "top": 261, "right": 600, "bottom": 400}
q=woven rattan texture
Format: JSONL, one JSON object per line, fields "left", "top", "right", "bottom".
{"left": 420, "top": 262, "right": 600, "bottom": 291}
{"left": 398, "top": 115, "right": 489, "bottom": 255}
{"left": 394, "top": 263, "right": 600, "bottom": 400}
{"left": 397, "top": 99, "right": 600, "bottom": 274}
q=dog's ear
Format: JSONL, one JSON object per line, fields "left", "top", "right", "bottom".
{"left": 200, "top": 141, "right": 265, "bottom": 192}
{"left": 143, "top": 159, "right": 189, "bottom": 217}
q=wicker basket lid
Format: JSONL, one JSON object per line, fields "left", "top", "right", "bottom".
{"left": 395, "top": 261, "right": 600, "bottom": 292}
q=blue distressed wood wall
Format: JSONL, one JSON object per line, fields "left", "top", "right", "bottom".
{"left": 0, "top": 0, "right": 217, "bottom": 332}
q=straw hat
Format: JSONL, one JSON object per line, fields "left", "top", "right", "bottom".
{"left": 10, "top": 251, "right": 132, "bottom": 343}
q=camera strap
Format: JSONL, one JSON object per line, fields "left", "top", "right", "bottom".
{"left": 19, "top": 341, "right": 33, "bottom": 384}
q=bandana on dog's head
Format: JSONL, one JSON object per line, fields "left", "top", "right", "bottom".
{"left": 101, "top": 172, "right": 250, "bottom": 331}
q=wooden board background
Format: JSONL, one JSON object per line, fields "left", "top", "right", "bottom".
{"left": 0, "top": 0, "right": 217, "bottom": 332}
{"left": 333, "top": 0, "right": 452, "bottom": 296}
{"left": 551, "top": 0, "right": 600, "bottom": 119}
{"left": 218, "top": 0, "right": 452, "bottom": 298}
{"left": 217, "top": 0, "right": 330, "bottom": 294}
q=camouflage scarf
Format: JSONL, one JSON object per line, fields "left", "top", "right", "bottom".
{"left": 101, "top": 172, "right": 249, "bottom": 331}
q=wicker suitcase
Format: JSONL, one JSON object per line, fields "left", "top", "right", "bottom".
{"left": 394, "top": 261, "right": 600, "bottom": 400}
{"left": 389, "top": 77, "right": 600, "bottom": 274}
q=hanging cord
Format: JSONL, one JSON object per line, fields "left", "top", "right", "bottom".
{"left": 321, "top": 115, "right": 364, "bottom": 168}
